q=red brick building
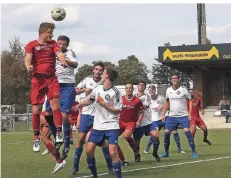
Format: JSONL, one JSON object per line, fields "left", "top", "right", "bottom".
{"left": 158, "top": 43, "right": 231, "bottom": 107}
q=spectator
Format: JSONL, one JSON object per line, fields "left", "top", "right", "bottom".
{"left": 219, "top": 96, "right": 230, "bottom": 123}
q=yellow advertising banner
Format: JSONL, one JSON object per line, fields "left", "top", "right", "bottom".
{"left": 163, "top": 46, "right": 219, "bottom": 61}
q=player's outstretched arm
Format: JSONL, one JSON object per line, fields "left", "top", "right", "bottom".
{"left": 65, "top": 58, "right": 78, "bottom": 68}
{"left": 97, "top": 96, "right": 121, "bottom": 114}
{"left": 56, "top": 52, "right": 68, "bottom": 67}
{"left": 24, "top": 53, "right": 33, "bottom": 73}
{"left": 161, "top": 99, "right": 169, "bottom": 121}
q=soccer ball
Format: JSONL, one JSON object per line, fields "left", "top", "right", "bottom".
{"left": 51, "top": 8, "right": 66, "bottom": 21}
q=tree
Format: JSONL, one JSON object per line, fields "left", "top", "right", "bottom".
{"left": 116, "top": 55, "right": 150, "bottom": 85}
{"left": 1, "top": 37, "right": 30, "bottom": 107}
{"left": 152, "top": 58, "right": 192, "bottom": 88}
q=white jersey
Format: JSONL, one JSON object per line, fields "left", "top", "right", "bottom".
{"left": 89, "top": 85, "right": 122, "bottom": 130}
{"left": 77, "top": 75, "right": 102, "bottom": 115}
{"left": 166, "top": 86, "right": 191, "bottom": 117}
{"left": 150, "top": 95, "right": 165, "bottom": 121}
{"left": 136, "top": 93, "right": 152, "bottom": 127}
{"left": 56, "top": 49, "right": 77, "bottom": 83}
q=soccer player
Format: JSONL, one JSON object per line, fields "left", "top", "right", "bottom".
{"left": 75, "top": 68, "right": 123, "bottom": 178}
{"left": 133, "top": 81, "right": 160, "bottom": 162}
{"left": 24, "top": 22, "right": 68, "bottom": 156}
{"left": 45, "top": 35, "right": 78, "bottom": 160}
{"left": 117, "top": 83, "right": 144, "bottom": 166}
{"left": 69, "top": 101, "right": 80, "bottom": 144}
{"left": 160, "top": 74, "right": 198, "bottom": 159}
{"left": 189, "top": 88, "right": 212, "bottom": 145}
{"left": 72, "top": 63, "right": 113, "bottom": 175}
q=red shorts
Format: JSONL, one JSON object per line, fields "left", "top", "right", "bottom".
{"left": 70, "top": 119, "right": 77, "bottom": 126}
{"left": 31, "top": 75, "right": 60, "bottom": 105}
{"left": 119, "top": 121, "right": 136, "bottom": 135}
{"left": 190, "top": 117, "right": 206, "bottom": 128}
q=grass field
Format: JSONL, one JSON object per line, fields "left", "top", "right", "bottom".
{"left": 2, "top": 129, "right": 231, "bottom": 178}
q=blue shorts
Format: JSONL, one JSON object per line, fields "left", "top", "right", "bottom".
{"left": 165, "top": 116, "right": 190, "bottom": 131}
{"left": 150, "top": 120, "right": 165, "bottom": 131}
{"left": 88, "top": 129, "right": 119, "bottom": 146}
{"left": 133, "top": 124, "right": 151, "bottom": 140}
{"left": 46, "top": 84, "right": 76, "bottom": 114}
{"left": 79, "top": 114, "right": 94, "bottom": 133}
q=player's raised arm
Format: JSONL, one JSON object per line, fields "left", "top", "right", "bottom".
{"left": 65, "top": 50, "right": 78, "bottom": 68}
{"left": 24, "top": 43, "right": 33, "bottom": 73}
{"left": 136, "top": 101, "right": 144, "bottom": 127}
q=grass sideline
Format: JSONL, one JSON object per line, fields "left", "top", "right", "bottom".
{"left": 2, "top": 129, "right": 231, "bottom": 178}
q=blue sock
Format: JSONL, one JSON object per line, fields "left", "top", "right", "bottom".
{"left": 101, "top": 147, "right": 113, "bottom": 170}
{"left": 145, "top": 136, "right": 153, "bottom": 152}
{"left": 73, "top": 148, "right": 83, "bottom": 169}
{"left": 152, "top": 136, "right": 160, "bottom": 152}
{"left": 87, "top": 157, "right": 97, "bottom": 176}
{"left": 185, "top": 131, "right": 196, "bottom": 153}
{"left": 164, "top": 132, "right": 170, "bottom": 155}
{"left": 63, "top": 122, "right": 70, "bottom": 149}
{"left": 173, "top": 132, "right": 182, "bottom": 152}
{"left": 112, "top": 162, "right": 122, "bottom": 178}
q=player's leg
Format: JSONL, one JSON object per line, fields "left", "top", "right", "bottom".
{"left": 40, "top": 115, "right": 51, "bottom": 155}
{"left": 69, "top": 121, "right": 74, "bottom": 144}
{"left": 180, "top": 116, "right": 198, "bottom": 158}
{"left": 190, "top": 119, "right": 197, "bottom": 138}
{"left": 101, "top": 140, "right": 113, "bottom": 172}
{"left": 197, "top": 118, "right": 212, "bottom": 145}
{"left": 160, "top": 117, "right": 177, "bottom": 158}
{"left": 107, "top": 130, "right": 122, "bottom": 178}
{"left": 123, "top": 123, "right": 138, "bottom": 155}
{"left": 172, "top": 130, "right": 185, "bottom": 153}
{"left": 144, "top": 136, "right": 153, "bottom": 153}
{"left": 86, "top": 129, "right": 102, "bottom": 178}
{"left": 71, "top": 114, "right": 93, "bottom": 175}
{"left": 133, "top": 127, "right": 144, "bottom": 162}
{"left": 149, "top": 121, "right": 161, "bottom": 162}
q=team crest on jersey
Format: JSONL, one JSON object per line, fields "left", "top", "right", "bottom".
{"left": 141, "top": 98, "right": 145, "bottom": 102}
{"left": 105, "top": 94, "right": 111, "bottom": 100}
{"left": 35, "top": 46, "right": 41, "bottom": 50}
{"left": 177, "top": 91, "right": 181, "bottom": 95}
{"left": 157, "top": 100, "right": 160, "bottom": 104}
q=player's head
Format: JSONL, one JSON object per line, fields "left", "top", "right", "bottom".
{"left": 125, "top": 83, "right": 134, "bottom": 96}
{"left": 148, "top": 85, "right": 156, "bottom": 95}
{"left": 102, "top": 68, "right": 117, "bottom": 82}
{"left": 137, "top": 80, "right": 146, "bottom": 92}
{"left": 93, "top": 62, "right": 104, "bottom": 79}
{"left": 171, "top": 74, "right": 180, "bottom": 86}
{"left": 57, "top": 35, "right": 70, "bottom": 52}
{"left": 39, "top": 22, "right": 55, "bottom": 41}
{"left": 192, "top": 88, "right": 202, "bottom": 99}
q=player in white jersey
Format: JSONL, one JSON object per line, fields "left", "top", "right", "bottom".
{"left": 133, "top": 81, "right": 160, "bottom": 162}
{"left": 44, "top": 36, "right": 78, "bottom": 163}
{"left": 72, "top": 63, "right": 113, "bottom": 175}
{"left": 75, "top": 68, "right": 123, "bottom": 178}
{"left": 160, "top": 74, "right": 198, "bottom": 159}
{"left": 144, "top": 85, "right": 185, "bottom": 154}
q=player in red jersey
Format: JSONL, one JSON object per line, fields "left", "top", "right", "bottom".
{"left": 69, "top": 101, "right": 80, "bottom": 144}
{"left": 24, "top": 22, "right": 68, "bottom": 173}
{"left": 117, "top": 83, "right": 144, "bottom": 166}
{"left": 188, "top": 88, "right": 212, "bottom": 145}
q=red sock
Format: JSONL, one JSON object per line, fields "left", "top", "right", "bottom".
{"left": 125, "top": 137, "right": 138, "bottom": 154}
{"left": 191, "top": 130, "right": 196, "bottom": 137}
{"left": 45, "top": 141, "right": 63, "bottom": 163}
{"left": 52, "top": 109, "right": 62, "bottom": 133}
{"left": 32, "top": 114, "right": 40, "bottom": 140}
{"left": 117, "top": 145, "right": 125, "bottom": 162}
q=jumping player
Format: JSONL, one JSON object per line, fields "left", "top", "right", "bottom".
{"left": 189, "top": 88, "right": 212, "bottom": 145}
{"left": 117, "top": 83, "right": 144, "bottom": 166}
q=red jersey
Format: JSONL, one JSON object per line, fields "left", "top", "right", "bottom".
{"left": 187, "top": 97, "right": 203, "bottom": 118}
{"left": 25, "top": 40, "right": 61, "bottom": 76}
{"left": 120, "top": 95, "right": 143, "bottom": 123}
{"left": 70, "top": 101, "right": 79, "bottom": 121}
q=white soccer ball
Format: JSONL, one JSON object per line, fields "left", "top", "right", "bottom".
{"left": 51, "top": 8, "right": 66, "bottom": 21}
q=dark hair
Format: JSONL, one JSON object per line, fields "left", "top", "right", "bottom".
{"left": 39, "top": 22, "right": 55, "bottom": 35}
{"left": 138, "top": 80, "right": 146, "bottom": 87}
{"left": 148, "top": 85, "right": 156, "bottom": 90}
{"left": 93, "top": 62, "right": 104, "bottom": 71}
{"left": 57, "top": 35, "right": 70, "bottom": 45}
{"left": 171, "top": 74, "right": 180, "bottom": 79}
{"left": 106, "top": 68, "right": 117, "bottom": 82}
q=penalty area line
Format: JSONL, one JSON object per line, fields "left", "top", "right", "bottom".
{"left": 74, "top": 156, "right": 231, "bottom": 178}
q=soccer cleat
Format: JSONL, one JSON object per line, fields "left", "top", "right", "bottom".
{"left": 42, "top": 148, "right": 50, "bottom": 156}
{"left": 203, "top": 139, "right": 212, "bottom": 145}
{"left": 52, "top": 160, "right": 66, "bottom": 174}
{"left": 192, "top": 152, "right": 199, "bottom": 159}
{"left": 33, "top": 140, "right": 40, "bottom": 152}
{"left": 144, "top": 150, "right": 149, "bottom": 154}
{"left": 70, "top": 139, "right": 73, "bottom": 145}
{"left": 152, "top": 151, "right": 161, "bottom": 162}
{"left": 135, "top": 153, "right": 141, "bottom": 162}
{"left": 160, "top": 153, "right": 169, "bottom": 158}
{"left": 60, "top": 148, "right": 69, "bottom": 160}
{"left": 178, "top": 150, "right": 186, "bottom": 154}
{"left": 54, "top": 133, "right": 64, "bottom": 150}
{"left": 71, "top": 166, "right": 79, "bottom": 175}
{"left": 122, "top": 161, "right": 130, "bottom": 166}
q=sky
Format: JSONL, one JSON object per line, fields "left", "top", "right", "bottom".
{"left": 1, "top": 4, "right": 231, "bottom": 74}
